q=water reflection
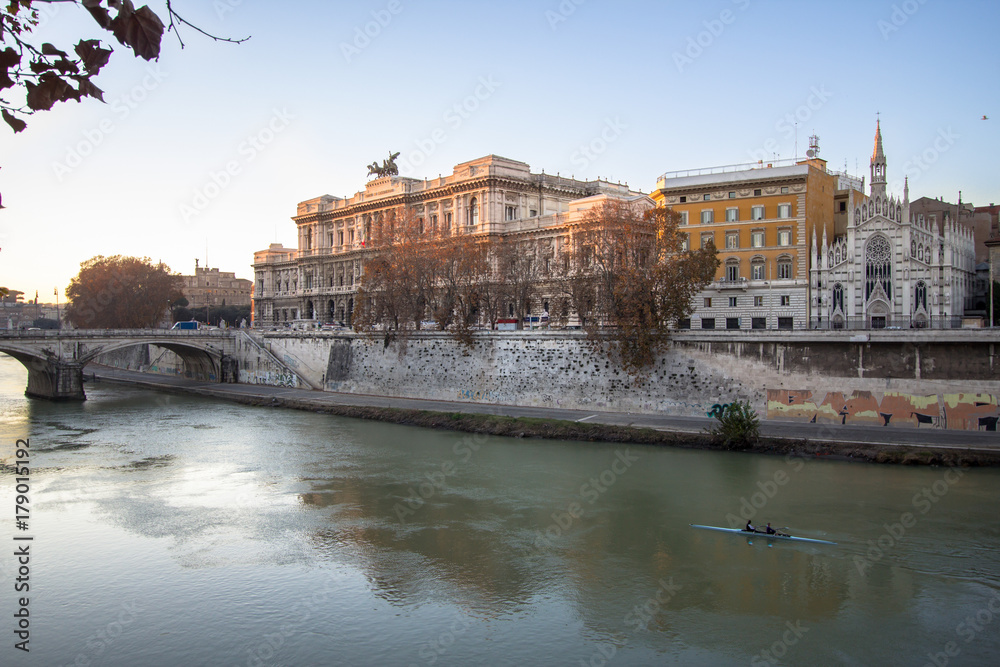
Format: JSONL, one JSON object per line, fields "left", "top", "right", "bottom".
{"left": 2, "top": 355, "right": 1000, "bottom": 665}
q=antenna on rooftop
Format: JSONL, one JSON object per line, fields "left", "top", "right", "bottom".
{"left": 806, "top": 134, "right": 820, "bottom": 158}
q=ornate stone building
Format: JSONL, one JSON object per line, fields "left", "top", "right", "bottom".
{"left": 180, "top": 261, "right": 253, "bottom": 308}
{"left": 251, "top": 155, "right": 643, "bottom": 326}
{"left": 811, "top": 122, "right": 975, "bottom": 328}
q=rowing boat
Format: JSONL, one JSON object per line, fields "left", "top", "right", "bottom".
{"left": 689, "top": 524, "right": 837, "bottom": 545}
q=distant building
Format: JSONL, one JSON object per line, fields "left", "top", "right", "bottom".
{"left": 1, "top": 288, "right": 25, "bottom": 329}
{"left": 909, "top": 196, "right": 993, "bottom": 263}
{"left": 975, "top": 203, "right": 1000, "bottom": 236}
{"left": 180, "top": 261, "right": 253, "bottom": 309}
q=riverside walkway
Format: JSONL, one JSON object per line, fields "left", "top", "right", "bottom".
{"left": 88, "top": 367, "right": 1000, "bottom": 454}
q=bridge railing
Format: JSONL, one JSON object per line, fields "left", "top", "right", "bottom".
{"left": 0, "top": 328, "right": 237, "bottom": 338}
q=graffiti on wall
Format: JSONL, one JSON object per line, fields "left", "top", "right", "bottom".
{"left": 239, "top": 369, "right": 298, "bottom": 388}
{"left": 766, "top": 389, "right": 999, "bottom": 431}
{"left": 457, "top": 389, "right": 502, "bottom": 402}
{"left": 706, "top": 403, "right": 732, "bottom": 419}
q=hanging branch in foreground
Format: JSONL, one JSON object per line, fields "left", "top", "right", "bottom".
{"left": 1, "top": 0, "right": 249, "bottom": 134}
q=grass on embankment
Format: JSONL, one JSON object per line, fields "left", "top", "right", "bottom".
{"left": 92, "top": 371, "right": 1000, "bottom": 467}
{"left": 239, "top": 394, "right": 1000, "bottom": 467}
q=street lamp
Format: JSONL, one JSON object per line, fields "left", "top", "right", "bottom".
{"left": 54, "top": 288, "right": 60, "bottom": 329}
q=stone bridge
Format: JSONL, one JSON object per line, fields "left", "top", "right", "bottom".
{"left": 0, "top": 329, "right": 238, "bottom": 399}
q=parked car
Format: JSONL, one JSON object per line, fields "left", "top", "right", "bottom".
{"left": 171, "top": 321, "right": 200, "bottom": 330}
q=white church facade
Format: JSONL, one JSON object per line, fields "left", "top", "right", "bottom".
{"left": 810, "top": 122, "right": 975, "bottom": 329}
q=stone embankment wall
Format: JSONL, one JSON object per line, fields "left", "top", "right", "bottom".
{"left": 267, "top": 331, "right": 752, "bottom": 416}
{"left": 672, "top": 332, "right": 1000, "bottom": 431}
{"left": 93, "top": 329, "right": 1000, "bottom": 430}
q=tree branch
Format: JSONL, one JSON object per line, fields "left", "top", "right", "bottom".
{"left": 164, "top": 0, "right": 249, "bottom": 48}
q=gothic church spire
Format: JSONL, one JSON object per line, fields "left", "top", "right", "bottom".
{"left": 870, "top": 119, "right": 887, "bottom": 199}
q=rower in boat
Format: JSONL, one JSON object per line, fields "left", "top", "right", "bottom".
{"left": 689, "top": 524, "right": 836, "bottom": 545}
{"left": 765, "top": 523, "right": 789, "bottom": 537}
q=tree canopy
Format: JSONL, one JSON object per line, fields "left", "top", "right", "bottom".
{"left": 353, "top": 209, "right": 493, "bottom": 345}
{"left": 64, "top": 254, "right": 182, "bottom": 328}
{"left": 564, "top": 199, "right": 719, "bottom": 372}
{"left": 352, "top": 198, "right": 718, "bottom": 371}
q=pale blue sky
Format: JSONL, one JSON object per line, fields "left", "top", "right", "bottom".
{"left": 2, "top": 0, "right": 998, "bottom": 300}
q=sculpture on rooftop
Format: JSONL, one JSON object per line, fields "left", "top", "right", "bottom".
{"left": 367, "top": 151, "right": 400, "bottom": 178}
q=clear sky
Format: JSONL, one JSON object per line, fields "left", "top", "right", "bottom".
{"left": 2, "top": 0, "right": 998, "bottom": 301}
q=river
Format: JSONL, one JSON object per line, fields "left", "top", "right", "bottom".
{"left": 1, "top": 354, "right": 999, "bottom": 666}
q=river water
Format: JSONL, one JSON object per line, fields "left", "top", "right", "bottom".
{"left": 1, "top": 355, "right": 999, "bottom": 666}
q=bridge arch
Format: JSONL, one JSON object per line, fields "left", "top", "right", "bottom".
{"left": 0, "top": 331, "right": 238, "bottom": 400}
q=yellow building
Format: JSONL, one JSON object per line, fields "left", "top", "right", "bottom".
{"left": 650, "top": 146, "right": 851, "bottom": 330}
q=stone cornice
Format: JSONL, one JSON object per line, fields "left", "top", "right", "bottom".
{"left": 292, "top": 174, "right": 601, "bottom": 226}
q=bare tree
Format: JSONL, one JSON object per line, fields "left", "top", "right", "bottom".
{"left": 564, "top": 199, "right": 718, "bottom": 372}
{"left": 492, "top": 237, "right": 539, "bottom": 329}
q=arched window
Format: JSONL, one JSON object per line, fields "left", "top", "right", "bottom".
{"left": 832, "top": 283, "right": 844, "bottom": 313}
{"left": 469, "top": 197, "right": 479, "bottom": 225}
{"left": 725, "top": 258, "right": 740, "bottom": 282}
{"left": 865, "top": 235, "right": 892, "bottom": 300}
{"left": 915, "top": 281, "right": 927, "bottom": 312}
{"left": 776, "top": 255, "right": 792, "bottom": 280}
